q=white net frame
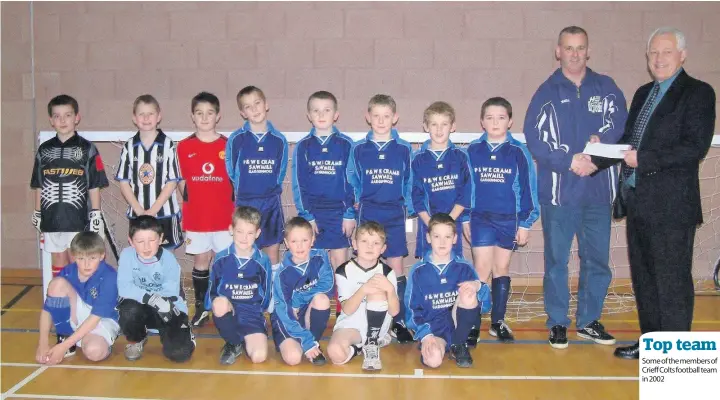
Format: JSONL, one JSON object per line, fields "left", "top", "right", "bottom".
{"left": 38, "top": 131, "right": 720, "bottom": 322}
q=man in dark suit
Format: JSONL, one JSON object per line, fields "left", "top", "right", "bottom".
{"left": 591, "top": 27, "right": 716, "bottom": 359}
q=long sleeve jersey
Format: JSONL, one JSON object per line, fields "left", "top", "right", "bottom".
{"left": 524, "top": 67, "right": 628, "bottom": 206}
{"left": 411, "top": 140, "right": 471, "bottom": 218}
{"left": 272, "top": 249, "right": 335, "bottom": 353}
{"left": 117, "top": 246, "right": 188, "bottom": 314}
{"left": 225, "top": 120, "right": 288, "bottom": 201}
{"left": 205, "top": 244, "right": 273, "bottom": 314}
{"left": 464, "top": 132, "right": 540, "bottom": 229}
{"left": 292, "top": 126, "right": 356, "bottom": 221}
{"left": 405, "top": 252, "right": 490, "bottom": 342}
{"left": 346, "top": 129, "right": 414, "bottom": 214}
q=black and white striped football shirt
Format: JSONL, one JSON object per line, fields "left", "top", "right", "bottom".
{"left": 115, "top": 130, "right": 181, "bottom": 219}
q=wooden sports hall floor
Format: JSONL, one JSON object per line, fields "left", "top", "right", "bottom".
{"left": 1, "top": 272, "right": 718, "bottom": 400}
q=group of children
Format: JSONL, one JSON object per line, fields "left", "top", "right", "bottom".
{"left": 32, "top": 87, "right": 539, "bottom": 370}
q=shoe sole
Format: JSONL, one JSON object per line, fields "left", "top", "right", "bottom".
{"left": 549, "top": 340, "right": 569, "bottom": 349}
{"left": 449, "top": 355, "right": 473, "bottom": 368}
{"left": 220, "top": 355, "right": 240, "bottom": 365}
{"left": 362, "top": 364, "right": 382, "bottom": 371}
{"left": 614, "top": 351, "right": 639, "bottom": 360}
{"left": 577, "top": 332, "right": 616, "bottom": 345}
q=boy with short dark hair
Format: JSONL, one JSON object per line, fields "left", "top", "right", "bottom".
{"left": 208, "top": 206, "right": 273, "bottom": 365}
{"left": 116, "top": 95, "right": 183, "bottom": 249}
{"left": 327, "top": 221, "right": 399, "bottom": 371}
{"left": 31, "top": 94, "right": 109, "bottom": 277}
{"left": 117, "top": 216, "right": 195, "bottom": 363}
{"left": 271, "top": 217, "right": 334, "bottom": 366}
{"left": 406, "top": 213, "right": 490, "bottom": 368}
{"left": 347, "top": 94, "right": 415, "bottom": 343}
{"left": 176, "top": 91, "right": 235, "bottom": 327}
{"left": 463, "top": 97, "right": 540, "bottom": 343}
{"left": 226, "top": 86, "right": 288, "bottom": 265}
{"left": 35, "top": 232, "right": 119, "bottom": 365}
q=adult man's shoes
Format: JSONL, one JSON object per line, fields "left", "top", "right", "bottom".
{"left": 614, "top": 342, "right": 640, "bottom": 360}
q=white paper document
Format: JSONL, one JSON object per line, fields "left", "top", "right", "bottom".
{"left": 582, "top": 142, "right": 631, "bottom": 159}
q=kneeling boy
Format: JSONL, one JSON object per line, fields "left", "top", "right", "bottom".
{"left": 36, "top": 232, "right": 119, "bottom": 365}
{"left": 117, "top": 216, "right": 195, "bottom": 363}
{"left": 271, "top": 217, "right": 334, "bottom": 366}
{"left": 208, "top": 206, "right": 273, "bottom": 365}
{"left": 406, "top": 213, "right": 490, "bottom": 368}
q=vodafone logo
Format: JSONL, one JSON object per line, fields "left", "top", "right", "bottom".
{"left": 193, "top": 162, "right": 222, "bottom": 182}
{"left": 202, "top": 162, "right": 215, "bottom": 175}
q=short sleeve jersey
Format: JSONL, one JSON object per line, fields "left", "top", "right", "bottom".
{"left": 176, "top": 134, "right": 234, "bottom": 232}
{"left": 115, "top": 130, "right": 181, "bottom": 218}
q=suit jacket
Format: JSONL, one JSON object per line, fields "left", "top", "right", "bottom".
{"left": 592, "top": 70, "right": 716, "bottom": 226}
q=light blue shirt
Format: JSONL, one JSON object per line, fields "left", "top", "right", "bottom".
{"left": 626, "top": 67, "right": 683, "bottom": 187}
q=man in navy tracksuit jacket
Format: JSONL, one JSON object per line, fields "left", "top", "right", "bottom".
{"left": 524, "top": 26, "right": 628, "bottom": 349}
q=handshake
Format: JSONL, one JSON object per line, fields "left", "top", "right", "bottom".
{"left": 570, "top": 135, "right": 599, "bottom": 177}
{"left": 570, "top": 153, "right": 598, "bottom": 177}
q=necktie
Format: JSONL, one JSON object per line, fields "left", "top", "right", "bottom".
{"left": 621, "top": 84, "right": 660, "bottom": 182}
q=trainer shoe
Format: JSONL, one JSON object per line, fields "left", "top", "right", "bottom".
{"left": 378, "top": 332, "right": 392, "bottom": 348}
{"left": 362, "top": 343, "right": 382, "bottom": 371}
{"left": 391, "top": 322, "right": 414, "bottom": 344}
{"left": 56, "top": 335, "right": 77, "bottom": 358}
{"left": 449, "top": 343, "right": 473, "bottom": 368}
{"left": 219, "top": 342, "right": 244, "bottom": 365}
{"left": 124, "top": 337, "right": 148, "bottom": 361}
{"left": 549, "top": 325, "right": 568, "bottom": 349}
{"left": 466, "top": 327, "right": 480, "bottom": 349}
{"left": 309, "top": 351, "right": 327, "bottom": 366}
{"left": 489, "top": 321, "right": 515, "bottom": 343}
{"left": 577, "top": 320, "right": 616, "bottom": 345}
{"left": 191, "top": 310, "right": 210, "bottom": 327}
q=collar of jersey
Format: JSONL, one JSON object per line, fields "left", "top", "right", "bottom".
{"left": 240, "top": 120, "right": 280, "bottom": 143}
{"left": 281, "top": 249, "right": 321, "bottom": 273}
{"left": 136, "top": 246, "right": 164, "bottom": 264}
{"left": 421, "top": 250, "right": 462, "bottom": 274}
{"left": 53, "top": 131, "right": 81, "bottom": 146}
{"left": 478, "top": 131, "right": 514, "bottom": 149}
{"left": 132, "top": 129, "right": 166, "bottom": 150}
{"left": 551, "top": 66, "right": 598, "bottom": 88}
{"left": 230, "top": 244, "right": 259, "bottom": 266}
{"left": 309, "top": 126, "right": 340, "bottom": 146}
{"left": 420, "top": 139, "right": 456, "bottom": 161}
{"left": 365, "top": 128, "right": 399, "bottom": 150}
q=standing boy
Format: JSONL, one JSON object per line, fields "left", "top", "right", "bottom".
{"left": 464, "top": 97, "right": 540, "bottom": 343}
{"left": 347, "top": 94, "right": 414, "bottom": 343}
{"left": 116, "top": 95, "right": 183, "bottom": 249}
{"left": 411, "top": 101, "right": 471, "bottom": 259}
{"left": 176, "top": 92, "right": 235, "bottom": 327}
{"left": 31, "top": 95, "right": 109, "bottom": 276}
{"left": 226, "top": 86, "right": 288, "bottom": 264}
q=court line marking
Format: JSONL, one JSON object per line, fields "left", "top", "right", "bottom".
{"left": 3, "top": 306, "right": 720, "bottom": 325}
{"left": 1, "top": 286, "right": 34, "bottom": 316}
{"left": 0, "top": 327, "right": 638, "bottom": 345}
{"left": 4, "top": 395, "right": 160, "bottom": 400}
{"left": 1, "top": 366, "right": 47, "bottom": 400}
{"left": 0, "top": 362, "right": 638, "bottom": 381}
